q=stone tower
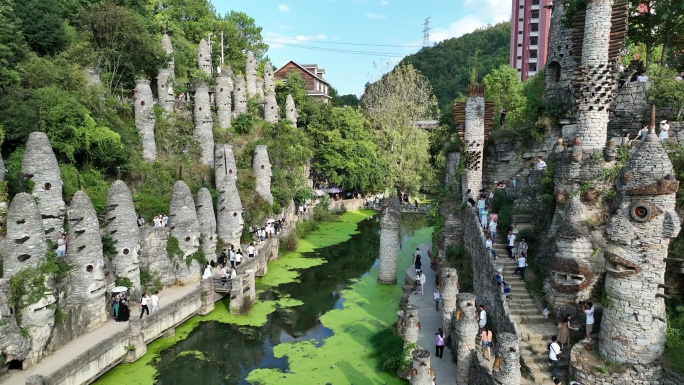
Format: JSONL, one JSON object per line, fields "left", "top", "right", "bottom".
{"left": 440, "top": 268, "right": 459, "bottom": 331}
{"left": 544, "top": 0, "right": 576, "bottom": 103}
{"left": 461, "top": 85, "right": 485, "bottom": 201}
{"left": 493, "top": 332, "right": 521, "bottom": 384}
{"left": 3, "top": 193, "right": 47, "bottom": 277}
{"left": 377, "top": 203, "right": 400, "bottom": 285}
{"left": 245, "top": 51, "right": 257, "bottom": 97}
{"left": 214, "top": 143, "right": 238, "bottom": 183}
{"left": 574, "top": 0, "right": 614, "bottom": 151}
{"left": 198, "top": 38, "right": 211, "bottom": 75}
{"left": 195, "top": 187, "right": 217, "bottom": 262}
{"left": 253, "top": 145, "right": 274, "bottom": 204}
{"left": 409, "top": 349, "right": 433, "bottom": 385}
{"left": 105, "top": 180, "right": 141, "bottom": 294}
{"left": 454, "top": 293, "right": 477, "bottom": 384}
{"left": 21, "top": 132, "right": 66, "bottom": 243}
{"left": 445, "top": 152, "right": 460, "bottom": 186}
{"left": 234, "top": 75, "right": 247, "bottom": 115}
{"left": 157, "top": 68, "right": 175, "bottom": 112}
{"left": 161, "top": 33, "right": 175, "bottom": 75}
{"left": 599, "top": 127, "right": 681, "bottom": 364}
{"left": 216, "top": 175, "right": 244, "bottom": 247}
{"left": 168, "top": 181, "right": 202, "bottom": 284}
{"left": 216, "top": 71, "right": 233, "bottom": 129}
{"left": 285, "top": 94, "right": 298, "bottom": 125}
{"left": 66, "top": 191, "right": 108, "bottom": 330}
{"left": 263, "top": 62, "right": 275, "bottom": 93}
{"left": 256, "top": 79, "right": 265, "bottom": 99}
{"left": 133, "top": 80, "right": 157, "bottom": 161}
{"left": 193, "top": 84, "right": 215, "bottom": 167}
{"left": 264, "top": 90, "right": 278, "bottom": 124}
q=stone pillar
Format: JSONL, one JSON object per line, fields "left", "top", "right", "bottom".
{"left": 195, "top": 187, "right": 217, "bottom": 263}
{"left": 214, "top": 143, "right": 238, "bottom": 183}
{"left": 198, "top": 277, "right": 215, "bottom": 315}
{"left": 85, "top": 67, "right": 102, "bottom": 87}
{"left": 125, "top": 317, "right": 147, "bottom": 362}
{"left": 161, "top": 33, "right": 175, "bottom": 75}
{"left": 233, "top": 75, "right": 247, "bottom": 115}
{"left": 402, "top": 304, "right": 420, "bottom": 346}
{"left": 400, "top": 284, "right": 413, "bottom": 309}
{"left": 599, "top": 129, "right": 681, "bottom": 364}
{"left": 216, "top": 72, "right": 233, "bottom": 129}
{"left": 157, "top": 68, "right": 174, "bottom": 112}
{"left": 378, "top": 203, "right": 400, "bottom": 285}
{"left": 264, "top": 90, "right": 278, "bottom": 124}
{"left": 216, "top": 175, "right": 244, "bottom": 247}
{"left": 285, "top": 94, "right": 298, "bottom": 125}
{"left": 133, "top": 80, "right": 157, "bottom": 161}
{"left": 454, "top": 293, "right": 477, "bottom": 384}
{"left": 245, "top": 51, "right": 257, "bottom": 97}
{"left": 445, "top": 152, "right": 460, "bottom": 186}
{"left": 492, "top": 332, "right": 520, "bottom": 384}
{"left": 574, "top": 0, "right": 614, "bottom": 151}
{"left": 198, "top": 38, "right": 211, "bottom": 75}
{"left": 256, "top": 79, "right": 264, "bottom": 99}
{"left": 253, "top": 145, "right": 274, "bottom": 204}
{"left": 3, "top": 193, "right": 47, "bottom": 276}
{"left": 264, "top": 62, "right": 275, "bottom": 93}
{"left": 409, "top": 349, "right": 433, "bottom": 385}
{"left": 229, "top": 268, "right": 256, "bottom": 314}
{"left": 440, "top": 268, "right": 459, "bottom": 332}
{"left": 461, "top": 90, "right": 485, "bottom": 201}
{"left": 106, "top": 181, "right": 141, "bottom": 295}
{"left": 21, "top": 132, "right": 66, "bottom": 242}
{"left": 168, "top": 181, "right": 202, "bottom": 284}
{"left": 193, "top": 84, "right": 214, "bottom": 167}
{"left": 66, "top": 191, "right": 108, "bottom": 329}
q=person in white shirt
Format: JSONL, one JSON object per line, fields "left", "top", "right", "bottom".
{"left": 414, "top": 271, "right": 426, "bottom": 295}
{"left": 477, "top": 305, "right": 487, "bottom": 331}
{"left": 230, "top": 267, "right": 237, "bottom": 280}
{"left": 235, "top": 250, "right": 243, "bottom": 266}
{"left": 151, "top": 291, "right": 160, "bottom": 312}
{"left": 548, "top": 335, "right": 562, "bottom": 380}
{"left": 202, "top": 263, "right": 212, "bottom": 280}
{"left": 506, "top": 231, "right": 516, "bottom": 259}
{"left": 139, "top": 293, "right": 149, "bottom": 318}
{"left": 536, "top": 156, "right": 547, "bottom": 171}
{"left": 583, "top": 301, "right": 595, "bottom": 341}
{"left": 637, "top": 73, "right": 649, "bottom": 82}
{"left": 434, "top": 289, "right": 441, "bottom": 311}
{"left": 513, "top": 254, "right": 527, "bottom": 281}
{"left": 489, "top": 220, "right": 498, "bottom": 244}
{"left": 162, "top": 214, "right": 168, "bottom": 227}
{"left": 229, "top": 248, "right": 235, "bottom": 268}
{"left": 660, "top": 120, "right": 670, "bottom": 140}
{"left": 256, "top": 228, "right": 263, "bottom": 242}
{"left": 248, "top": 243, "right": 255, "bottom": 258}
{"left": 57, "top": 233, "right": 68, "bottom": 257}
{"left": 485, "top": 236, "right": 497, "bottom": 260}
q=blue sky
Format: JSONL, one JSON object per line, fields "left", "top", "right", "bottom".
{"left": 211, "top": 0, "right": 511, "bottom": 96}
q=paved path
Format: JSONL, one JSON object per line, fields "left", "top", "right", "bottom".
{"left": 0, "top": 284, "right": 200, "bottom": 385}
{"left": 407, "top": 242, "right": 457, "bottom": 385}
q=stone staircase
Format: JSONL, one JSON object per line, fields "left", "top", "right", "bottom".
{"left": 492, "top": 243, "right": 569, "bottom": 384}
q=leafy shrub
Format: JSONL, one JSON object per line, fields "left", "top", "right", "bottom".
{"left": 233, "top": 113, "right": 253, "bottom": 135}
{"left": 369, "top": 324, "right": 404, "bottom": 374}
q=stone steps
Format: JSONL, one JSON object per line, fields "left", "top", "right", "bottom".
{"left": 512, "top": 314, "right": 550, "bottom": 325}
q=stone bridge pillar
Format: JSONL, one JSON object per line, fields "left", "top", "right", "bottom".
{"left": 461, "top": 87, "right": 485, "bottom": 201}
{"left": 408, "top": 349, "right": 433, "bottom": 385}
{"left": 229, "top": 269, "right": 256, "bottom": 314}
{"left": 125, "top": 317, "right": 147, "bottom": 362}
{"left": 378, "top": 203, "right": 400, "bottom": 285}
{"left": 454, "top": 293, "right": 477, "bottom": 384}
{"left": 198, "top": 277, "right": 215, "bottom": 315}
{"left": 492, "top": 332, "right": 520, "bottom": 384}
{"left": 440, "top": 268, "right": 459, "bottom": 332}
{"left": 133, "top": 80, "right": 156, "bottom": 161}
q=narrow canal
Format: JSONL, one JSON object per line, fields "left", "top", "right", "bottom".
{"left": 94, "top": 210, "right": 431, "bottom": 385}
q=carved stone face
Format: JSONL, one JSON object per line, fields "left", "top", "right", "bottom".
{"left": 23, "top": 291, "right": 56, "bottom": 325}
{"left": 84, "top": 261, "right": 107, "bottom": 299}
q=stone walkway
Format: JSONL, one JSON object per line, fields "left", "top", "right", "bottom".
{"left": 0, "top": 284, "right": 200, "bottom": 385}
{"left": 407, "top": 242, "right": 457, "bottom": 385}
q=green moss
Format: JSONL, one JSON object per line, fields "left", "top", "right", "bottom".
{"left": 176, "top": 350, "right": 208, "bottom": 361}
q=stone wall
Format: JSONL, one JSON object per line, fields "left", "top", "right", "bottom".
{"left": 544, "top": 0, "right": 576, "bottom": 106}
{"left": 664, "top": 369, "right": 684, "bottom": 385}
{"left": 167, "top": 181, "right": 202, "bottom": 284}
{"left": 139, "top": 227, "right": 176, "bottom": 286}
{"left": 133, "top": 80, "right": 157, "bottom": 161}
{"left": 468, "top": 351, "right": 498, "bottom": 385}
{"left": 330, "top": 198, "right": 365, "bottom": 212}
{"left": 141, "top": 291, "right": 201, "bottom": 343}
{"left": 570, "top": 342, "right": 665, "bottom": 385}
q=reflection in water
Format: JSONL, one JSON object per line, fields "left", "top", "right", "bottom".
{"left": 152, "top": 214, "right": 427, "bottom": 385}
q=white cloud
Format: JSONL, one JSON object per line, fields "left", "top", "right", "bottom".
{"left": 380, "top": 0, "right": 389, "bottom": 5}
{"left": 278, "top": 4, "right": 290, "bottom": 12}
{"left": 429, "top": 15, "right": 491, "bottom": 44}
{"left": 365, "top": 12, "right": 386, "bottom": 20}
{"left": 263, "top": 32, "right": 327, "bottom": 49}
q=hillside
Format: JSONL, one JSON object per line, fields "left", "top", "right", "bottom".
{"left": 400, "top": 22, "right": 511, "bottom": 109}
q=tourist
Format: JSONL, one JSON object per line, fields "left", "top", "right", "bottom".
{"left": 488, "top": 218, "right": 498, "bottom": 244}
{"left": 548, "top": 335, "right": 562, "bottom": 381}
{"left": 477, "top": 305, "right": 487, "bottom": 332}
{"left": 229, "top": 247, "right": 235, "bottom": 268}
{"left": 414, "top": 250, "right": 422, "bottom": 271}
{"left": 513, "top": 253, "right": 527, "bottom": 281}
{"left": 496, "top": 267, "right": 504, "bottom": 293}
{"left": 480, "top": 325, "right": 493, "bottom": 361}
{"left": 117, "top": 299, "right": 130, "bottom": 322}
{"left": 220, "top": 265, "right": 228, "bottom": 286}
{"left": 489, "top": 210, "right": 498, "bottom": 224}
{"left": 274, "top": 220, "right": 281, "bottom": 235}
{"left": 506, "top": 230, "right": 516, "bottom": 259}
{"left": 137, "top": 213, "right": 145, "bottom": 227}
{"left": 202, "top": 263, "right": 212, "bottom": 279}
{"left": 235, "top": 249, "right": 243, "bottom": 266}
{"left": 485, "top": 236, "right": 497, "bottom": 260}
{"left": 151, "top": 291, "right": 160, "bottom": 313}
{"left": 153, "top": 215, "right": 160, "bottom": 228}
{"left": 260, "top": 227, "right": 267, "bottom": 241}
{"left": 503, "top": 281, "right": 511, "bottom": 300}
{"left": 636, "top": 123, "right": 649, "bottom": 141}
{"left": 139, "top": 293, "right": 150, "bottom": 319}
{"left": 111, "top": 294, "right": 119, "bottom": 319}
{"left": 500, "top": 108, "right": 507, "bottom": 127}
{"left": 557, "top": 314, "right": 579, "bottom": 348}
{"left": 583, "top": 301, "right": 595, "bottom": 342}
{"left": 256, "top": 227, "right": 263, "bottom": 241}
{"left": 536, "top": 156, "right": 547, "bottom": 171}
{"left": 219, "top": 249, "right": 227, "bottom": 266}
{"left": 415, "top": 270, "right": 426, "bottom": 295}
{"left": 230, "top": 267, "right": 237, "bottom": 280}
{"left": 466, "top": 189, "right": 476, "bottom": 206}
{"left": 637, "top": 72, "right": 649, "bottom": 82}
{"left": 162, "top": 214, "right": 168, "bottom": 226}
{"left": 435, "top": 328, "right": 445, "bottom": 359}
{"left": 659, "top": 120, "right": 670, "bottom": 140}
{"left": 477, "top": 196, "right": 486, "bottom": 217}
{"left": 480, "top": 206, "right": 489, "bottom": 229}
{"left": 517, "top": 238, "right": 529, "bottom": 258}
{"left": 57, "top": 233, "right": 67, "bottom": 257}
{"left": 414, "top": 198, "right": 419, "bottom": 209}
{"left": 434, "top": 289, "right": 441, "bottom": 311}
{"left": 248, "top": 242, "right": 255, "bottom": 258}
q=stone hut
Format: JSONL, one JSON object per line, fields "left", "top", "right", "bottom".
{"left": 193, "top": 84, "right": 215, "bottom": 167}
{"left": 253, "top": 145, "right": 274, "bottom": 204}
{"left": 105, "top": 181, "right": 141, "bottom": 294}
{"left": 461, "top": 89, "right": 485, "bottom": 201}
{"left": 197, "top": 38, "right": 211, "bottom": 75}
{"left": 21, "top": 132, "right": 66, "bottom": 243}
{"left": 264, "top": 90, "right": 278, "bottom": 124}
{"left": 168, "top": 181, "right": 202, "bottom": 284}
{"left": 133, "top": 80, "right": 157, "bottom": 161}
{"left": 216, "top": 71, "right": 233, "bottom": 129}
{"left": 285, "top": 94, "right": 298, "bottom": 125}
{"left": 263, "top": 62, "right": 275, "bottom": 93}
{"left": 195, "top": 187, "right": 217, "bottom": 262}
{"left": 216, "top": 175, "right": 244, "bottom": 247}
{"left": 214, "top": 144, "right": 238, "bottom": 183}
{"left": 233, "top": 75, "right": 247, "bottom": 115}
{"left": 378, "top": 203, "right": 400, "bottom": 285}
{"left": 245, "top": 51, "right": 257, "bottom": 97}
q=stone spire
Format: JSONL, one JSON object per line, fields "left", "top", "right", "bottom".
{"left": 214, "top": 143, "right": 238, "bottom": 183}
{"left": 253, "top": 145, "right": 274, "bottom": 204}
{"left": 66, "top": 191, "right": 108, "bottom": 327}
{"left": 263, "top": 62, "right": 275, "bottom": 93}
{"left": 599, "top": 121, "right": 681, "bottom": 364}
{"left": 454, "top": 293, "right": 477, "bottom": 384}
{"left": 216, "top": 174, "right": 244, "bottom": 247}
{"left": 233, "top": 75, "right": 247, "bottom": 115}
{"left": 285, "top": 94, "right": 298, "bottom": 125}
{"left": 3, "top": 193, "right": 47, "bottom": 277}
{"left": 21, "top": 132, "right": 66, "bottom": 242}
{"left": 377, "top": 202, "right": 400, "bottom": 285}
{"left": 105, "top": 180, "right": 141, "bottom": 294}
{"left": 133, "top": 80, "right": 157, "bottom": 161}
{"left": 161, "top": 33, "right": 175, "bottom": 74}
{"left": 440, "top": 268, "right": 459, "bottom": 331}
{"left": 168, "top": 181, "right": 202, "bottom": 284}
{"left": 195, "top": 187, "right": 217, "bottom": 262}
{"left": 193, "top": 84, "right": 215, "bottom": 167}
{"left": 157, "top": 68, "right": 174, "bottom": 112}
{"left": 256, "top": 78, "right": 264, "bottom": 99}
{"left": 198, "top": 38, "right": 211, "bottom": 75}
{"left": 461, "top": 86, "right": 485, "bottom": 201}
{"left": 264, "top": 90, "right": 278, "bottom": 124}
{"left": 492, "top": 332, "right": 521, "bottom": 384}
{"left": 216, "top": 71, "right": 233, "bottom": 129}
{"left": 245, "top": 51, "right": 257, "bottom": 97}
{"left": 408, "top": 349, "right": 434, "bottom": 385}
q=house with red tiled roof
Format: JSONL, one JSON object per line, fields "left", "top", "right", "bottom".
{"left": 274, "top": 61, "right": 332, "bottom": 103}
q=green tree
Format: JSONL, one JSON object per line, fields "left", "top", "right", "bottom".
{"left": 361, "top": 63, "right": 437, "bottom": 193}
{"left": 13, "top": 0, "right": 68, "bottom": 56}
{"left": 330, "top": 87, "right": 360, "bottom": 108}
{"left": 483, "top": 64, "right": 526, "bottom": 127}
{"left": 0, "top": 1, "right": 28, "bottom": 93}
{"left": 626, "top": 0, "right": 684, "bottom": 72}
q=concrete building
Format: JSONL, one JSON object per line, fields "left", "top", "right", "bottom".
{"left": 509, "top": 0, "right": 551, "bottom": 80}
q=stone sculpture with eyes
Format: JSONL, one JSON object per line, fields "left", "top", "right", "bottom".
{"left": 253, "top": 145, "right": 274, "bottom": 204}
{"left": 216, "top": 175, "right": 244, "bottom": 247}
{"left": 168, "top": 181, "right": 202, "bottom": 284}
{"left": 106, "top": 181, "right": 141, "bottom": 295}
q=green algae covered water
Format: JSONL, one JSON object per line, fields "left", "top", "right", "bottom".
{"left": 94, "top": 210, "right": 431, "bottom": 385}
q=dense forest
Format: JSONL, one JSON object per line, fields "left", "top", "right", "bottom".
{"left": 400, "top": 22, "right": 511, "bottom": 110}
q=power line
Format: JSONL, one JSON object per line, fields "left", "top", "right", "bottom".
{"left": 423, "top": 17, "right": 431, "bottom": 47}
{"left": 263, "top": 40, "right": 410, "bottom": 57}
{"left": 265, "top": 35, "right": 423, "bottom": 48}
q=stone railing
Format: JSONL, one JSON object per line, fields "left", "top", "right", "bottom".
{"left": 140, "top": 289, "right": 202, "bottom": 343}
{"left": 330, "top": 198, "right": 365, "bottom": 212}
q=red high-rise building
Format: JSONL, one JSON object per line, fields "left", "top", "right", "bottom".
{"left": 509, "top": 0, "right": 551, "bottom": 80}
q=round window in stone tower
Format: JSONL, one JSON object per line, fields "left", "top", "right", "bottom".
{"left": 44, "top": 182, "right": 52, "bottom": 190}
{"left": 123, "top": 248, "right": 130, "bottom": 255}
